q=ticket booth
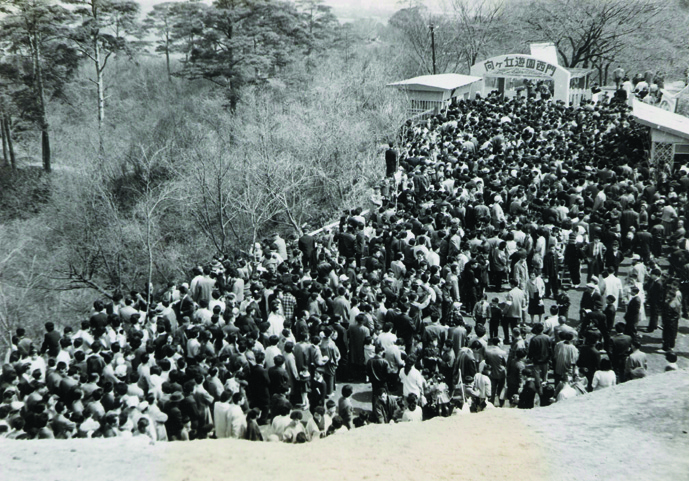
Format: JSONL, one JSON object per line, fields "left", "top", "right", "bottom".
{"left": 632, "top": 99, "right": 689, "bottom": 172}
{"left": 388, "top": 73, "right": 482, "bottom": 119}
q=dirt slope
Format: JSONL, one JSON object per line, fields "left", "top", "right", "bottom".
{"left": 1, "top": 371, "right": 686, "bottom": 481}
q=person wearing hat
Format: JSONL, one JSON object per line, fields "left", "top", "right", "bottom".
{"left": 624, "top": 285, "right": 642, "bottom": 338}
{"left": 163, "top": 391, "right": 185, "bottom": 440}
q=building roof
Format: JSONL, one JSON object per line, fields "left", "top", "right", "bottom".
{"left": 388, "top": 74, "right": 482, "bottom": 92}
{"left": 632, "top": 99, "right": 689, "bottom": 141}
{"left": 567, "top": 67, "right": 594, "bottom": 79}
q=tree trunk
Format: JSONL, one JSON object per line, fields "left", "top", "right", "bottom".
{"left": 146, "top": 215, "right": 153, "bottom": 311}
{"left": 33, "top": 37, "right": 51, "bottom": 172}
{"left": 94, "top": 36, "right": 105, "bottom": 130}
{"left": 3, "top": 116, "right": 16, "bottom": 170}
{"left": 604, "top": 63, "right": 611, "bottom": 86}
{"left": 166, "top": 48, "right": 171, "bottom": 82}
{"left": 0, "top": 116, "right": 8, "bottom": 167}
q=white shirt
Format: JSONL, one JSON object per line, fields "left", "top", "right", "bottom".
{"left": 264, "top": 345, "right": 282, "bottom": 369}
{"left": 400, "top": 367, "right": 426, "bottom": 398}
{"left": 214, "top": 401, "right": 231, "bottom": 438}
{"left": 226, "top": 404, "right": 246, "bottom": 438}
{"left": 266, "top": 312, "right": 285, "bottom": 337}
{"left": 602, "top": 275, "right": 622, "bottom": 310}
{"left": 543, "top": 315, "right": 559, "bottom": 336}
{"left": 402, "top": 407, "right": 423, "bottom": 422}
{"left": 591, "top": 370, "right": 616, "bottom": 391}
{"left": 56, "top": 350, "right": 72, "bottom": 367}
{"left": 556, "top": 383, "right": 578, "bottom": 401}
{"left": 377, "top": 332, "right": 397, "bottom": 351}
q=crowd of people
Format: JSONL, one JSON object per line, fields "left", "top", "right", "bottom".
{"left": 610, "top": 68, "right": 667, "bottom": 106}
{"left": 1, "top": 88, "right": 686, "bottom": 443}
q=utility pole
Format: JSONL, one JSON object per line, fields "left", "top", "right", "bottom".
{"left": 429, "top": 24, "right": 437, "bottom": 75}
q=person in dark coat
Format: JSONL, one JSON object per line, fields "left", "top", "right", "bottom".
{"left": 385, "top": 143, "right": 398, "bottom": 178}
{"left": 528, "top": 323, "right": 551, "bottom": 384}
{"left": 624, "top": 286, "right": 642, "bottom": 338}
{"left": 244, "top": 408, "right": 264, "bottom": 441}
{"left": 577, "top": 336, "right": 601, "bottom": 391}
{"left": 367, "top": 344, "right": 390, "bottom": 410}
{"left": 179, "top": 381, "right": 202, "bottom": 438}
{"left": 635, "top": 228, "right": 653, "bottom": 262}
{"left": 298, "top": 233, "right": 317, "bottom": 272}
{"left": 611, "top": 323, "right": 632, "bottom": 381}
{"left": 371, "top": 388, "right": 399, "bottom": 424}
{"left": 564, "top": 234, "right": 583, "bottom": 287}
{"left": 543, "top": 245, "right": 560, "bottom": 298}
{"left": 662, "top": 287, "right": 681, "bottom": 352}
{"left": 347, "top": 314, "right": 370, "bottom": 382}
{"left": 268, "top": 355, "right": 290, "bottom": 397}
{"left": 646, "top": 269, "right": 664, "bottom": 333}
{"left": 337, "top": 228, "right": 357, "bottom": 260}
{"left": 246, "top": 352, "right": 271, "bottom": 425}
{"left": 40, "top": 322, "right": 62, "bottom": 358}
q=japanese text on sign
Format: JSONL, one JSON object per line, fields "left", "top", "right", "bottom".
{"left": 484, "top": 56, "right": 557, "bottom": 77}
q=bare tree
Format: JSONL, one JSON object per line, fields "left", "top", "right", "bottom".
{"left": 0, "top": 239, "right": 43, "bottom": 356}
{"left": 516, "top": 0, "right": 661, "bottom": 69}
{"left": 186, "top": 140, "right": 242, "bottom": 256}
{"left": 131, "top": 145, "right": 183, "bottom": 308}
{"left": 231, "top": 153, "right": 285, "bottom": 250}
{"left": 389, "top": 6, "right": 465, "bottom": 74}
{"left": 450, "top": 0, "right": 504, "bottom": 69}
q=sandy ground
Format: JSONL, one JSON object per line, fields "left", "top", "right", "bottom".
{"left": 2, "top": 370, "right": 687, "bottom": 481}
{"left": 525, "top": 369, "right": 689, "bottom": 481}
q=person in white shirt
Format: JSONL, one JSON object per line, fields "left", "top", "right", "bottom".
{"left": 401, "top": 393, "right": 423, "bottom": 422}
{"left": 543, "top": 305, "right": 560, "bottom": 337}
{"left": 56, "top": 339, "right": 72, "bottom": 367}
{"left": 282, "top": 411, "right": 306, "bottom": 443}
{"left": 468, "top": 365, "right": 492, "bottom": 412}
{"left": 209, "top": 291, "right": 226, "bottom": 316}
{"left": 225, "top": 392, "right": 247, "bottom": 439}
{"left": 270, "top": 412, "right": 291, "bottom": 440}
{"left": 193, "top": 300, "right": 213, "bottom": 325}
{"left": 601, "top": 268, "right": 623, "bottom": 311}
{"left": 399, "top": 362, "right": 427, "bottom": 402}
{"left": 591, "top": 359, "right": 617, "bottom": 391}
{"left": 264, "top": 335, "right": 282, "bottom": 369}
{"left": 377, "top": 323, "right": 397, "bottom": 351}
{"left": 266, "top": 301, "right": 285, "bottom": 337}
{"left": 213, "top": 391, "right": 232, "bottom": 438}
